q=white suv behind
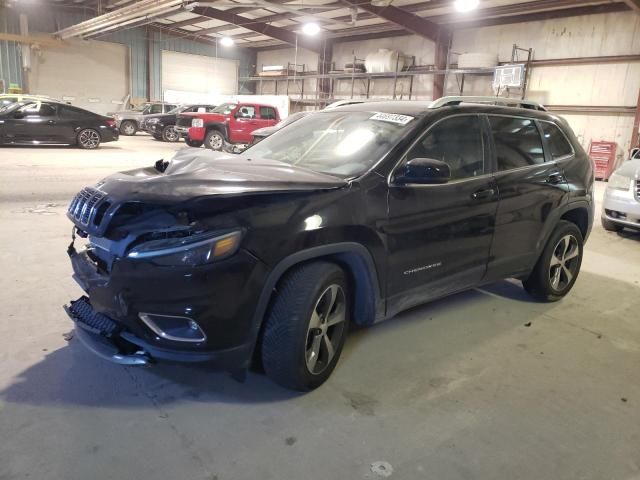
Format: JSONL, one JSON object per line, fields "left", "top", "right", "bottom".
{"left": 602, "top": 148, "right": 640, "bottom": 232}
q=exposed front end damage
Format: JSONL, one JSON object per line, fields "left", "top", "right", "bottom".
{"left": 64, "top": 152, "right": 347, "bottom": 370}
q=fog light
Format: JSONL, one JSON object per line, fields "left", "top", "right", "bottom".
{"left": 139, "top": 313, "right": 206, "bottom": 343}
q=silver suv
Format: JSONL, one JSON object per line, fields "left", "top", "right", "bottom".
{"left": 111, "top": 102, "right": 177, "bottom": 136}
{"left": 602, "top": 148, "right": 640, "bottom": 232}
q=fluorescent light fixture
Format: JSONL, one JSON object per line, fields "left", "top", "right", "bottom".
{"left": 302, "top": 22, "right": 320, "bottom": 36}
{"left": 220, "top": 36, "right": 234, "bottom": 47}
{"left": 454, "top": 0, "right": 479, "bottom": 12}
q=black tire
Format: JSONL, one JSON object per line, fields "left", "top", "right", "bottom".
{"left": 261, "top": 261, "right": 349, "bottom": 391}
{"left": 204, "top": 130, "right": 224, "bottom": 150}
{"left": 76, "top": 128, "right": 101, "bottom": 149}
{"left": 523, "top": 220, "right": 584, "bottom": 302}
{"left": 601, "top": 216, "right": 623, "bottom": 232}
{"left": 162, "top": 125, "right": 180, "bottom": 142}
{"left": 185, "top": 138, "right": 203, "bottom": 148}
{"left": 119, "top": 120, "right": 137, "bottom": 136}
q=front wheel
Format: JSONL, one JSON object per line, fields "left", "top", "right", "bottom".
{"left": 77, "top": 128, "right": 101, "bottom": 149}
{"left": 204, "top": 130, "right": 224, "bottom": 150}
{"left": 523, "top": 220, "right": 584, "bottom": 302}
{"left": 261, "top": 262, "right": 349, "bottom": 391}
{"left": 162, "top": 125, "right": 180, "bottom": 142}
{"left": 185, "top": 138, "right": 203, "bottom": 148}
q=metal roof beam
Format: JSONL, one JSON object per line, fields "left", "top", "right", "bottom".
{"left": 622, "top": 0, "right": 640, "bottom": 13}
{"left": 192, "top": 5, "right": 321, "bottom": 52}
{"left": 340, "top": 0, "right": 440, "bottom": 42}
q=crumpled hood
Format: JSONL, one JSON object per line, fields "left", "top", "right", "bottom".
{"left": 96, "top": 149, "right": 347, "bottom": 203}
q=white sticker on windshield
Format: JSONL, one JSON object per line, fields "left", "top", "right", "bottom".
{"left": 369, "top": 112, "right": 414, "bottom": 125}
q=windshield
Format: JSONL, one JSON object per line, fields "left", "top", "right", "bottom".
{"left": 274, "top": 111, "right": 310, "bottom": 131}
{"left": 243, "top": 111, "right": 416, "bottom": 178}
{"left": 168, "top": 105, "right": 187, "bottom": 114}
{"left": 131, "top": 103, "right": 150, "bottom": 112}
{"left": 0, "top": 102, "right": 23, "bottom": 114}
{"left": 211, "top": 103, "right": 237, "bottom": 114}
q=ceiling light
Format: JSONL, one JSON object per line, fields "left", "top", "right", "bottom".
{"left": 220, "top": 36, "right": 234, "bottom": 47}
{"left": 454, "top": 0, "right": 479, "bottom": 12}
{"left": 302, "top": 22, "right": 320, "bottom": 36}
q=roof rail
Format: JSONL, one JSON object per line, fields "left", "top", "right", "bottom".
{"left": 429, "top": 96, "right": 547, "bottom": 111}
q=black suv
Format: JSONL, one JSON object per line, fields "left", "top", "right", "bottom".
{"left": 142, "top": 104, "right": 217, "bottom": 142}
{"left": 65, "top": 98, "right": 594, "bottom": 391}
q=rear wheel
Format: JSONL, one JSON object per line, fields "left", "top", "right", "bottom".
{"left": 77, "top": 129, "right": 101, "bottom": 149}
{"left": 162, "top": 125, "right": 180, "bottom": 142}
{"left": 185, "top": 138, "right": 203, "bottom": 148}
{"left": 261, "top": 262, "right": 349, "bottom": 391}
{"left": 601, "top": 216, "right": 623, "bottom": 232}
{"left": 119, "top": 120, "right": 137, "bottom": 136}
{"left": 523, "top": 220, "right": 583, "bottom": 302}
{"left": 204, "top": 130, "right": 224, "bottom": 150}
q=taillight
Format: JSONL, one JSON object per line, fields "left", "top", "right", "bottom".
{"left": 106, "top": 119, "right": 116, "bottom": 128}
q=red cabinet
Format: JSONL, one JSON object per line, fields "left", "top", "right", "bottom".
{"left": 588, "top": 141, "right": 617, "bottom": 181}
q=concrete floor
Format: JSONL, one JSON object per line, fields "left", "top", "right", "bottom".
{"left": 1, "top": 135, "right": 639, "bottom": 480}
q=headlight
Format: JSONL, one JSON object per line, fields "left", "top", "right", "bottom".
{"left": 608, "top": 172, "right": 632, "bottom": 191}
{"left": 126, "top": 231, "right": 242, "bottom": 266}
{"left": 192, "top": 118, "right": 204, "bottom": 128}
{"left": 146, "top": 118, "right": 160, "bottom": 124}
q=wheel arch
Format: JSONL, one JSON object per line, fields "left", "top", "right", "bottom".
{"left": 249, "top": 243, "right": 385, "bottom": 353}
{"left": 205, "top": 122, "right": 228, "bottom": 139}
{"left": 560, "top": 205, "right": 590, "bottom": 240}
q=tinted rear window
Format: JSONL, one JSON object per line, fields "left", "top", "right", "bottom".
{"left": 541, "top": 122, "right": 573, "bottom": 159}
{"left": 489, "top": 116, "right": 545, "bottom": 171}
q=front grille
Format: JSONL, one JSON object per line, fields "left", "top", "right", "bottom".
{"left": 68, "top": 187, "right": 109, "bottom": 227}
{"left": 176, "top": 116, "right": 192, "bottom": 128}
{"left": 636, "top": 180, "right": 640, "bottom": 201}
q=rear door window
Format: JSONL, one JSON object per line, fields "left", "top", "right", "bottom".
{"left": 489, "top": 116, "right": 545, "bottom": 171}
{"left": 541, "top": 122, "right": 573, "bottom": 159}
{"left": 259, "top": 106, "right": 277, "bottom": 120}
{"left": 149, "top": 104, "right": 163, "bottom": 114}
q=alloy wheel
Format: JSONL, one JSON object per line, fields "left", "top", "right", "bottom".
{"left": 121, "top": 122, "right": 136, "bottom": 135}
{"left": 78, "top": 129, "right": 100, "bottom": 149}
{"left": 208, "top": 133, "right": 223, "bottom": 150}
{"left": 305, "top": 284, "right": 347, "bottom": 375}
{"left": 164, "top": 126, "right": 179, "bottom": 142}
{"left": 548, "top": 234, "right": 580, "bottom": 291}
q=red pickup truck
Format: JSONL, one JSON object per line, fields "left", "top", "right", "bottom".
{"left": 175, "top": 102, "right": 280, "bottom": 150}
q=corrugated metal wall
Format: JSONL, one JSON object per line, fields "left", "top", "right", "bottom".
{"left": 0, "top": 6, "right": 255, "bottom": 100}
{"left": 0, "top": 7, "right": 23, "bottom": 90}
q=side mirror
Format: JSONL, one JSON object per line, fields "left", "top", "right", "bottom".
{"left": 13, "top": 111, "right": 25, "bottom": 119}
{"left": 394, "top": 158, "right": 451, "bottom": 185}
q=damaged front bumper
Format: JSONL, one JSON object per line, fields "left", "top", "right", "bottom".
{"left": 65, "top": 237, "right": 267, "bottom": 369}
{"left": 65, "top": 296, "right": 150, "bottom": 366}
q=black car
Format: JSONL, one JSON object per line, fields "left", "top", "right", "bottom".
{"left": 0, "top": 101, "right": 118, "bottom": 149}
{"left": 142, "top": 104, "right": 217, "bottom": 142}
{"left": 64, "top": 98, "right": 594, "bottom": 390}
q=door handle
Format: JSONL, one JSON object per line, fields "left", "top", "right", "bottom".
{"left": 471, "top": 188, "right": 496, "bottom": 200}
{"left": 546, "top": 172, "right": 565, "bottom": 185}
